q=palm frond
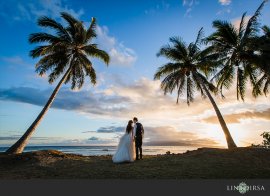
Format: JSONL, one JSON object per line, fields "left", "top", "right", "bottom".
{"left": 254, "top": 73, "right": 270, "bottom": 96}
{"left": 154, "top": 63, "right": 182, "bottom": 80}
{"left": 171, "top": 37, "right": 188, "bottom": 57}
{"left": 36, "top": 52, "right": 68, "bottom": 78}
{"left": 37, "top": 16, "right": 71, "bottom": 42}
{"left": 188, "top": 28, "right": 204, "bottom": 58}
{"left": 262, "top": 25, "right": 270, "bottom": 35}
{"left": 194, "top": 27, "right": 204, "bottom": 46}
{"left": 216, "top": 62, "right": 234, "bottom": 97}
{"left": 29, "top": 33, "right": 61, "bottom": 44}
{"left": 176, "top": 76, "right": 186, "bottom": 103}
{"left": 30, "top": 45, "right": 51, "bottom": 58}
{"left": 69, "top": 58, "right": 84, "bottom": 89}
{"left": 73, "top": 21, "right": 86, "bottom": 44}
{"left": 157, "top": 45, "right": 187, "bottom": 62}
{"left": 60, "top": 12, "right": 80, "bottom": 40}
{"left": 263, "top": 79, "right": 270, "bottom": 95}
{"left": 243, "top": 0, "right": 266, "bottom": 40}
{"left": 77, "top": 53, "right": 96, "bottom": 85}
{"left": 253, "top": 75, "right": 264, "bottom": 97}
{"left": 209, "top": 20, "right": 238, "bottom": 47}
{"left": 238, "top": 12, "right": 247, "bottom": 39}
{"left": 85, "top": 17, "right": 97, "bottom": 42}
{"left": 236, "top": 67, "right": 247, "bottom": 100}
{"left": 244, "top": 63, "right": 259, "bottom": 87}
{"left": 82, "top": 45, "right": 110, "bottom": 65}
{"left": 160, "top": 71, "right": 183, "bottom": 95}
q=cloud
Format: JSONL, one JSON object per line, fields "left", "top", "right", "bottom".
{"left": 203, "top": 108, "right": 270, "bottom": 124}
{"left": 1, "top": 76, "right": 270, "bottom": 127}
{"left": 0, "top": 126, "right": 219, "bottom": 146}
{"left": 0, "top": 134, "right": 115, "bottom": 146}
{"left": 0, "top": 0, "right": 84, "bottom": 22}
{"left": 81, "top": 131, "right": 96, "bottom": 133}
{"left": 2, "top": 76, "right": 267, "bottom": 122}
{"left": 16, "top": 3, "right": 32, "bottom": 21}
{"left": 82, "top": 125, "right": 219, "bottom": 147}
{"left": 0, "top": 135, "right": 55, "bottom": 141}
{"left": 91, "top": 125, "right": 219, "bottom": 147}
{"left": 219, "top": 0, "right": 231, "bottom": 6}
{"left": 52, "top": 137, "right": 115, "bottom": 146}
{"left": 216, "top": 8, "right": 231, "bottom": 15}
{"left": 0, "top": 86, "right": 132, "bottom": 116}
{"left": 88, "top": 136, "right": 99, "bottom": 141}
{"left": 143, "top": 126, "right": 219, "bottom": 146}
{"left": 182, "top": 0, "right": 199, "bottom": 17}
{"left": 96, "top": 126, "right": 125, "bottom": 133}
{"left": 144, "top": 2, "right": 170, "bottom": 15}
{"left": 29, "top": 0, "right": 84, "bottom": 19}
{"left": 95, "top": 25, "right": 137, "bottom": 66}
{"left": 1, "top": 56, "right": 31, "bottom": 68}
{"left": 182, "top": 0, "right": 196, "bottom": 6}
{"left": 2, "top": 56, "right": 24, "bottom": 64}
{"left": 0, "top": 87, "right": 49, "bottom": 106}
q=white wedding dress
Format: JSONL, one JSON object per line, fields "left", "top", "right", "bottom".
{"left": 112, "top": 132, "right": 135, "bottom": 163}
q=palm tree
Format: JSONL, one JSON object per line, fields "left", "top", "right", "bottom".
{"left": 205, "top": 0, "right": 267, "bottom": 100}
{"left": 154, "top": 28, "right": 237, "bottom": 149}
{"left": 6, "top": 12, "right": 110, "bottom": 154}
{"left": 254, "top": 25, "right": 270, "bottom": 96}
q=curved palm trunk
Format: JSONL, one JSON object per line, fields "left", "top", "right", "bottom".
{"left": 6, "top": 67, "right": 72, "bottom": 154}
{"left": 194, "top": 73, "right": 237, "bottom": 149}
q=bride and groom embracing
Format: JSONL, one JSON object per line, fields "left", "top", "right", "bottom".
{"left": 112, "top": 117, "right": 144, "bottom": 163}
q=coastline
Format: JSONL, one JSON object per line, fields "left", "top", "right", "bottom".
{"left": 0, "top": 145, "right": 200, "bottom": 156}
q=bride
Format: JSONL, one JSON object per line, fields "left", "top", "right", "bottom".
{"left": 112, "top": 120, "right": 135, "bottom": 163}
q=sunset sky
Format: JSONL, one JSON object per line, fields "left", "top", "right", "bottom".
{"left": 0, "top": 0, "right": 269, "bottom": 148}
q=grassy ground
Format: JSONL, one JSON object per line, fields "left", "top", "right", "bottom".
{"left": 0, "top": 147, "right": 270, "bottom": 179}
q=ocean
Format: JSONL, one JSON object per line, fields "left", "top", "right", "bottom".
{"left": 0, "top": 145, "right": 199, "bottom": 156}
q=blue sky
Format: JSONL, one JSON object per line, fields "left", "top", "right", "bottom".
{"left": 0, "top": 0, "right": 270, "bottom": 147}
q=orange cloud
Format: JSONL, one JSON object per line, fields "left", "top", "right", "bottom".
{"left": 203, "top": 108, "right": 270, "bottom": 124}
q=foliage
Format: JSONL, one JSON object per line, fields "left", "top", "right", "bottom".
{"left": 205, "top": 0, "right": 269, "bottom": 100}
{"left": 154, "top": 28, "right": 218, "bottom": 105}
{"left": 261, "top": 132, "right": 270, "bottom": 148}
{"left": 252, "top": 132, "right": 270, "bottom": 148}
{"left": 29, "top": 12, "right": 110, "bottom": 89}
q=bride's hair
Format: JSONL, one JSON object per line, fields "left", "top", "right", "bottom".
{"left": 126, "top": 120, "right": 133, "bottom": 133}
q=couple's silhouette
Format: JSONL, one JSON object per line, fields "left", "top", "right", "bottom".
{"left": 112, "top": 117, "right": 144, "bottom": 163}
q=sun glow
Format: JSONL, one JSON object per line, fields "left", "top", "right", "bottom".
{"left": 204, "top": 124, "right": 248, "bottom": 147}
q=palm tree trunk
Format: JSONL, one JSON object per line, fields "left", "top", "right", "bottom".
{"left": 194, "top": 72, "right": 237, "bottom": 149}
{"left": 6, "top": 67, "right": 72, "bottom": 154}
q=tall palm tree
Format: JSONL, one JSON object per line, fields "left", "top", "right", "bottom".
{"left": 154, "top": 28, "right": 237, "bottom": 149}
{"left": 6, "top": 12, "right": 110, "bottom": 154}
{"left": 254, "top": 25, "right": 270, "bottom": 96}
{"left": 205, "top": 0, "right": 267, "bottom": 100}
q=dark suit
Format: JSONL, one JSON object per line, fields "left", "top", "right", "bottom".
{"left": 134, "top": 122, "right": 144, "bottom": 160}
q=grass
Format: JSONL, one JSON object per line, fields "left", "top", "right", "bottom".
{"left": 0, "top": 147, "right": 270, "bottom": 179}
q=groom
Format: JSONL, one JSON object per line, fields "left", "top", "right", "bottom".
{"left": 133, "top": 117, "right": 144, "bottom": 160}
